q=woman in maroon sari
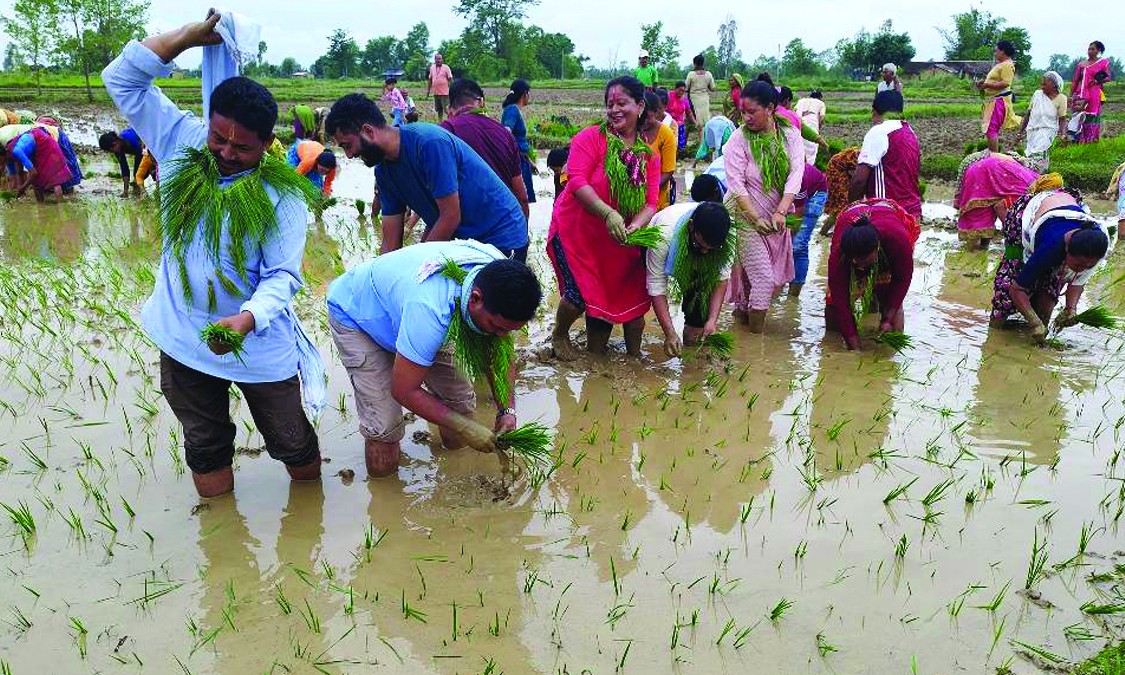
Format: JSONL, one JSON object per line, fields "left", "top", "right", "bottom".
{"left": 548, "top": 76, "right": 660, "bottom": 360}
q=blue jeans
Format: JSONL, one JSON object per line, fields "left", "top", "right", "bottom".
{"left": 792, "top": 190, "right": 827, "bottom": 285}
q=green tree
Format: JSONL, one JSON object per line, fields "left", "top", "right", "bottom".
{"left": 640, "top": 21, "right": 679, "bottom": 71}
{"left": 361, "top": 36, "right": 398, "bottom": 76}
{"left": 716, "top": 16, "right": 739, "bottom": 79}
{"left": 278, "top": 56, "right": 300, "bottom": 77}
{"left": 3, "top": 43, "right": 22, "bottom": 71}
{"left": 4, "top": 0, "right": 59, "bottom": 95}
{"left": 321, "top": 28, "right": 359, "bottom": 78}
{"left": 781, "top": 38, "right": 820, "bottom": 76}
{"left": 1047, "top": 53, "right": 1073, "bottom": 78}
{"left": 453, "top": 0, "right": 538, "bottom": 56}
{"left": 868, "top": 20, "right": 915, "bottom": 71}
{"left": 940, "top": 9, "right": 1031, "bottom": 72}
{"left": 399, "top": 22, "right": 431, "bottom": 80}
{"left": 527, "top": 27, "right": 578, "bottom": 79}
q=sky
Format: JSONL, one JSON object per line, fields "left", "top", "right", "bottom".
{"left": 0, "top": 0, "right": 1110, "bottom": 71}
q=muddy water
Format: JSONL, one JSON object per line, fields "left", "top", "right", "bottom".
{"left": 2, "top": 158, "right": 1125, "bottom": 675}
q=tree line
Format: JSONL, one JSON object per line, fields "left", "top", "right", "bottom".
{"left": 3, "top": 0, "right": 1119, "bottom": 90}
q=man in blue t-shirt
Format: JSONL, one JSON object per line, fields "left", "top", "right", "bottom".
{"left": 99, "top": 127, "right": 146, "bottom": 198}
{"left": 325, "top": 93, "right": 529, "bottom": 261}
{"left": 326, "top": 240, "right": 542, "bottom": 478}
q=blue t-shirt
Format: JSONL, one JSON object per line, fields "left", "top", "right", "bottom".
{"left": 328, "top": 242, "right": 476, "bottom": 366}
{"left": 501, "top": 104, "right": 529, "bottom": 154}
{"left": 120, "top": 127, "right": 142, "bottom": 154}
{"left": 374, "top": 124, "right": 527, "bottom": 250}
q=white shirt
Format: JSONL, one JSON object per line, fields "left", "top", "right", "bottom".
{"left": 645, "top": 203, "right": 733, "bottom": 296}
{"left": 857, "top": 120, "right": 905, "bottom": 167}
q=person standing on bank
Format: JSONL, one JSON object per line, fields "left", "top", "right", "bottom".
{"left": 635, "top": 50, "right": 659, "bottom": 91}
{"left": 976, "top": 40, "right": 1022, "bottom": 153}
{"left": 686, "top": 54, "right": 715, "bottom": 140}
{"left": 326, "top": 93, "right": 529, "bottom": 260}
{"left": 877, "top": 64, "right": 903, "bottom": 95}
{"left": 426, "top": 53, "right": 454, "bottom": 121}
{"left": 103, "top": 12, "right": 324, "bottom": 497}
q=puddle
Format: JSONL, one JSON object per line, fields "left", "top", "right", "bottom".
{"left": 1, "top": 153, "right": 1125, "bottom": 675}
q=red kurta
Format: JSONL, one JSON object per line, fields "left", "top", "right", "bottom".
{"left": 547, "top": 125, "right": 660, "bottom": 324}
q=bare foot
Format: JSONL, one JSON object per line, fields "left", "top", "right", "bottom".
{"left": 551, "top": 333, "right": 579, "bottom": 361}
{"left": 789, "top": 283, "right": 803, "bottom": 295}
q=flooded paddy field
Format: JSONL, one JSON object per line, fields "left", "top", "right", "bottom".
{"left": 2, "top": 156, "right": 1125, "bottom": 675}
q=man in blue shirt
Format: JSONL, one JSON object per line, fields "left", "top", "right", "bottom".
{"left": 103, "top": 13, "right": 322, "bottom": 497}
{"left": 327, "top": 241, "right": 542, "bottom": 478}
{"left": 98, "top": 127, "right": 145, "bottom": 198}
{"left": 324, "top": 93, "right": 529, "bottom": 261}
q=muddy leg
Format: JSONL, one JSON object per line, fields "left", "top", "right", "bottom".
{"left": 747, "top": 309, "right": 767, "bottom": 333}
{"left": 192, "top": 467, "right": 234, "bottom": 498}
{"left": 623, "top": 317, "right": 645, "bottom": 356}
{"left": 551, "top": 300, "right": 583, "bottom": 361}
{"left": 586, "top": 315, "right": 612, "bottom": 354}
{"left": 285, "top": 454, "right": 323, "bottom": 482}
{"left": 364, "top": 438, "right": 401, "bottom": 478}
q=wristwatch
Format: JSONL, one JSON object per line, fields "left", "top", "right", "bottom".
{"left": 496, "top": 407, "right": 516, "bottom": 418}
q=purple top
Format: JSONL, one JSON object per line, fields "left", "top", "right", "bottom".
{"left": 794, "top": 162, "right": 827, "bottom": 208}
{"left": 440, "top": 113, "right": 522, "bottom": 191}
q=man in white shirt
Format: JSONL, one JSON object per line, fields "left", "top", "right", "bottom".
{"left": 877, "top": 64, "right": 903, "bottom": 95}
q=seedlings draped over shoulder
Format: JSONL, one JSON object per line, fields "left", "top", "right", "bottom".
{"left": 741, "top": 114, "right": 792, "bottom": 195}
{"left": 670, "top": 221, "right": 738, "bottom": 316}
{"left": 159, "top": 146, "right": 320, "bottom": 300}
{"left": 602, "top": 123, "right": 652, "bottom": 219}
{"left": 439, "top": 259, "right": 516, "bottom": 406}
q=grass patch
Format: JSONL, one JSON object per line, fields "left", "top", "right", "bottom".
{"left": 1073, "top": 641, "right": 1125, "bottom": 675}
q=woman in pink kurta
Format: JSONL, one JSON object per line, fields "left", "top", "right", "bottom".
{"left": 954, "top": 153, "right": 1038, "bottom": 246}
{"left": 548, "top": 76, "right": 660, "bottom": 360}
{"left": 724, "top": 81, "right": 805, "bottom": 333}
{"left": 1071, "top": 41, "right": 1111, "bottom": 143}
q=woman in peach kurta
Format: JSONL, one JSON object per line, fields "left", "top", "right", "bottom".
{"left": 724, "top": 81, "right": 805, "bottom": 333}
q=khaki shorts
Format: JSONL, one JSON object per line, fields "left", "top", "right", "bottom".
{"left": 330, "top": 317, "right": 475, "bottom": 443}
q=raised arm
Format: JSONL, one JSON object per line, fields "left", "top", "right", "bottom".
{"left": 102, "top": 14, "right": 222, "bottom": 163}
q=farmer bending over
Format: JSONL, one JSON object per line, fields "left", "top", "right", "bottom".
{"left": 325, "top": 93, "right": 530, "bottom": 260}
{"left": 99, "top": 127, "right": 146, "bottom": 197}
{"left": 103, "top": 11, "right": 325, "bottom": 497}
{"left": 327, "top": 241, "right": 542, "bottom": 478}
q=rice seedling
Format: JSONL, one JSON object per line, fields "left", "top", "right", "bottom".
{"left": 496, "top": 421, "right": 552, "bottom": 470}
{"left": 623, "top": 225, "right": 664, "bottom": 249}
{"left": 701, "top": 332, "right": 734, "bottom": 358}
{"left": 1073, "top": 305, "right": 1119, "bottom": 330}
{"left": 70, "top": 616, "right": 89, "bottom": 658}
{"left": 1009, "top": 640, "right": 1069, "bottom": 667}
{"left": 895, "top": 534, "right": 909, "bottom": 558}
{"left": 1024, "top": 529, "right": 1050, "bottom": 590}
{"left": 400, "top": 590, "right": 427, "bottom": 623}
{"left": 354, "top": 198, "right": 366, "bottom": 216}
{"left": 883, "top": 477, "right": 918, "bottom": 504}
{"left": 816, "top": 632, "right": 839, "bottom": 656}
{"left": 1079, "top": 600, "right": 1125, "bottom": 615}
{"left": 199, "top": 323, "right": 246, "bottom": 362}
{"left": 3, "top": 501, "right": 36, "bottom": 544}
{"left": 873, "top": 330, "right": 914, "bottom": 352}
{"left": 6, "top": 606, "right": 32, "bottom": 632}
{"left": 299, "top": 598, "right": 322, "bottom": 633}
{"left": 976, "top": 581, "right": 1010, "bottom": 612}
{"left": 768, "top": 597, "right": 793, "bottom": 622}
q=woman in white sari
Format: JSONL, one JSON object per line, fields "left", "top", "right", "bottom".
{"left": 1018, "top": 71, "right": 1068, "bottom": 172}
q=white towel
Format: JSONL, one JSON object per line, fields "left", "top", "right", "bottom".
{"left": 201, "top": 9, "right": 261, "bottom": 119}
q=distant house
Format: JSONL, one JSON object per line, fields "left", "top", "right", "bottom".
{"left": 293, "top": 71, "right": 314, "bottom": 79}
{"left": 903, "top": 61, "right": 993, "bottom": 80}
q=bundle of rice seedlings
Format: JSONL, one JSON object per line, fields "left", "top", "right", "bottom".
{"left": 874, "top": 331, "right": 913, "bottom": 352}
{"left": 0, "top": 190, "right": 15, "bottom": 202}
{"left": 200, "top": 323, "right": 246, "bottom": 363}
{"left": 702, "top": 331, "right": 735, "bottom": 358}
{"left": 624, "top": 225, "right": 665, "bottom": 249}
{"left": 355, "top": 198, "right": 366, "bottom": 216}
{"left": 1073, "top": 305, "right": 1119, "bottom": 330}
{"left": 496, "top": 422, "right": 553, "bottom": 467}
